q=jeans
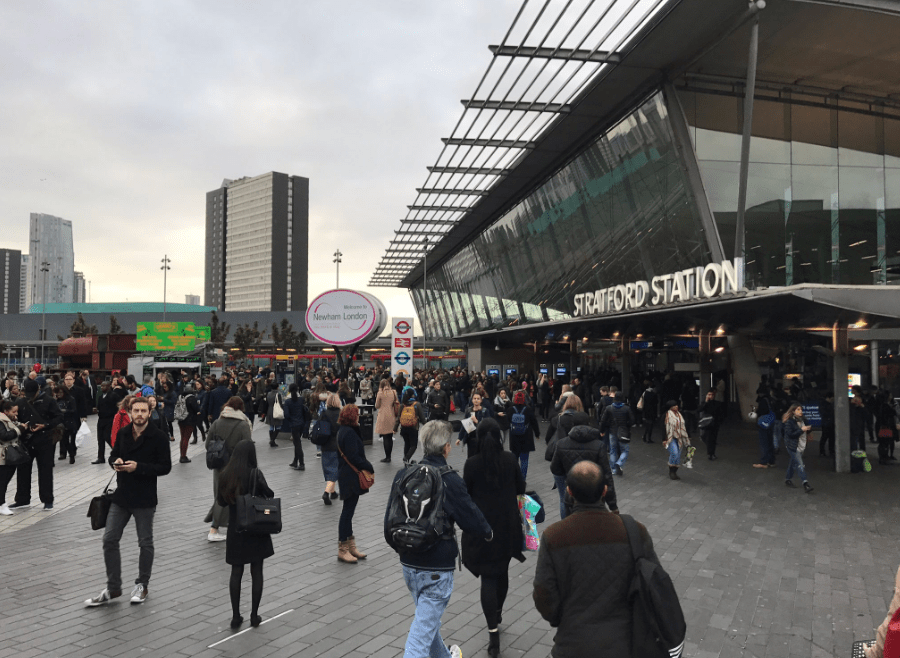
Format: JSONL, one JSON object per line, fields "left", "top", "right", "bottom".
{"left": 321, "top": 450, "right": 339, "bottom": 482}
{"left": 553, "top": 473, "right": 568, "bottom": 519}
{"left": 512, "top": 451, "right": 529, "bottom": 479}
{"left": 608, "top": 435, "right": 630, "bottom": 469}
{"left": 772, "top": 420, "right": 783, "bottom": 451}
{"left": 103, "top": 503, "right": 156, "bottom": 591}
{"left": 339, "top": 494, "right": 358, "bottom": 541}
{"left": 785, "top": 447, "right": 808, "bottom": 483}
{"left": 402, "top": 566, "right": 454, "bottom": 658}
{"left": 667, "top": 439, "right": 681, "bottom": 466}
{"left": 758, "top": 425, "right": 774, "bottom": 464}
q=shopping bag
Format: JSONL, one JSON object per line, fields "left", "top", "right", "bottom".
{"left": 518, "top": 494, "right": 541, "bottom": 551}
{"left": 75, "top": 421, "right": 92, "bottom": 448}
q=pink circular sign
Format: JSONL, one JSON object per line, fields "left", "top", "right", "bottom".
{"left": 305, "top": 289, "right": 384, "bottom": 346}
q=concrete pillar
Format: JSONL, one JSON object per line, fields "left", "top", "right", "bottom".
{"left": 698, "top": 331, "right": 711, "bottom": 396}
{"left": 728, "top": 333, "right": 759, "bottom": 423}
{"left": 833, "top": 324, "right": 850, "bottom": 474}
{"left": 468, "top": 340, "right": 484, "bottom": 374}
{"left": 871, "top": 340, "right": 879, "bottom": 388}
{"left": 620, "top": 336, "right": 631, "bottom": 398}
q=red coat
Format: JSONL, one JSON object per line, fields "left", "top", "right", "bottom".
{"left": 110, "top": 409, "right": 130, "bottom": 447}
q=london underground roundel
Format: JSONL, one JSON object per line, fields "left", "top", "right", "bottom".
{"left": 305, "top": 289, "right": 386, "bottom": 346}
{"left": 394, "top": 351, "right": 410, "bottom": 366}
{"left": 395, "top": 320, "right": 411, "bottom": 334}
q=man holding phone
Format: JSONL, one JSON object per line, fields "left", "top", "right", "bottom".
{"left": 10, "top": 378, "right": 63, "bottom": 511}
{"left": 85, "top": 397, "right": 171, "bottom": 607}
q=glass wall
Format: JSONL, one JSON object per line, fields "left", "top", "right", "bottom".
{"left": 679, "top": 90, "right": 900, "bottom": 288}
{"left": 411, "top": 91, "right": 717, "bottom": 339}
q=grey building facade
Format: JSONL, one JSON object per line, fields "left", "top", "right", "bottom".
{"left": 204, "top": 172, "right": 308, "bottom": 313}
{"left": 29, "top": 213, "right": 75, "bottom": 305}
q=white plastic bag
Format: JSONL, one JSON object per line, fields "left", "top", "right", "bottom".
{"left": 75, "top": 421, "right": 92, "bottom": 448}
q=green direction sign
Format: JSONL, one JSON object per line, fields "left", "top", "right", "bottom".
{"left": 136, "top": 321, "right": 197, "bottom": 352}
{"left": 195, "top": 326, "right": 211, "bottom": 342}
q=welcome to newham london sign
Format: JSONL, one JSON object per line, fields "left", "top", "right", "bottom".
{"left": 573, "top": 258, "right": 744, "bottom": 317}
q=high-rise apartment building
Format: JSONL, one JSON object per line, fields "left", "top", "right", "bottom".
{"left": 19, "top": 254, "right": 31, "bottom": 312}
{"left": 185, "top": 294, "right": 200, "bottom": 305}
{"left": 74, "top": 271, "right": 86, "bottom": 303}
{"left": 204, "top": 172, "right": 308, "bottom": 313}
{"left": 29, "top": 213, "right": 75, "bottom": 305}
{"left": 0, "top": 249, "right": 22, "bottom": 314}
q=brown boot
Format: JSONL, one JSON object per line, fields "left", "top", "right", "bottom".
{"left": 338, "top": 540, "right": 358, "bottom": 564}
{"left": 347, "top": 535, "right": 367, "bottom": 560}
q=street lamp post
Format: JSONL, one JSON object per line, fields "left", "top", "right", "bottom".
{"left": 40, "top": 261, "right": 50, "bottom": 365}
{"left": 333, "top": 249, "right": 342, "bottom": 288}
{"left": 161, "top": 255, "right": 171, "bottom": 320}
{"left": 422, "top": 237, "right": 429, "bottom": 371}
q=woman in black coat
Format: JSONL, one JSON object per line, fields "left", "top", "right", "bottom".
{"left": 506, "top": 390, "right": 540, "bottom": 480}
{"left": 456, "top": 392, "right": 493, "bottom": 458}
{"left": 462, "top": 418, "right": 526, "bottom": 657}
{"left": 336, "top": 404, "right": 374, "bottom": 564}
{"left": 216, "top": 440, "right": 274, "bottom": 629}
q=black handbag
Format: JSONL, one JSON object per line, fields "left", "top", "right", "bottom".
{"left": 3, "top": 442, "right": 30, "bottom": 466}
{"left": 235, "top": 469, "right": 281, "bottom": 535}
{"left": 87, "top": 474, "right": 116, "bottom": 531}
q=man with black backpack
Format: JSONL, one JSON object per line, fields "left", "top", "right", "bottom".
{"left": 384, "top": 420, "right": 493, "bottom": 658}
{"left": 533, "top": 461, "right": 685, "bottom": 658}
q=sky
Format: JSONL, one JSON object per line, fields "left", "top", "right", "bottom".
{"left": 0, "top": 0, "right": 521, "bottom": 326}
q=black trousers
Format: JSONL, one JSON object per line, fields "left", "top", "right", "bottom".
{"left": 702, "top": 426, "right": 719, "bottom": 456}
{"left": 819, "top": 425, "right": 835, "bottom": 456}
{"left": 291, "top": 428, "right": 305, "bottom": 466}
{"left": 400, "top": 426, "right": 418, "bottom": 462}
{"left": 0, "top": 464, "right": 16, "bottom": 506}
{"left": 59, "top": 427, "right": 78, "bottom": 458}
{"left": 97, "top": 418, "right": 113, "bottom": 459}
{"left": 16, "top": 440, "right": 54, "bottom": 505}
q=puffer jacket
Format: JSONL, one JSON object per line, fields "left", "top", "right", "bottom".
{"left": 549, "top": 425, "right": 618, "bottom": 512}
{"left": 782, "top": 416, "right": 805, "bottom": 452}
{"left": 599, "top": 402, "right": 634, "bottom": 439}
{"left": 555, "top": 410, "right": 591, "bottom": 440}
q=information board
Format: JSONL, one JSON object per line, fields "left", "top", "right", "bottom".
{"left": 801, "top": 403, "right": 822, "bottom": 429}
{"left": 136, "top": 322, "right": 197, "bottom": 351}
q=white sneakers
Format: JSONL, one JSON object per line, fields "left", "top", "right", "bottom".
{"left": 0, "top": 503, "right": 13, "bottom": 516}
{"left": 84, "top": 588, "right": 122, "bottom": 607}
{"left": 207, "top": 531, "right": 226, "bottom": 542}
{"left": 130, "top": 583, "right": 148, "bottom": 604}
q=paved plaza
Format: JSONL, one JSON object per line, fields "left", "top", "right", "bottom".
{"left": 1, "top": 411, "right": 898, "bottom": 658}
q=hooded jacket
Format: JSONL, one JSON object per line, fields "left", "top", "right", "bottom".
{"left": 550, "top": 425, "right": 618, "bottom": 512}
{"left": 599, "top": 402, "right": 635, "bottom": 440}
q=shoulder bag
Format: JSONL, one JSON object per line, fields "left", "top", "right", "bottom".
{"left": 3, "top": 441, "right": 30, "bottom": 466}
{"left": 391, "top": 391, "right": 401, "bottom": 418}
{"left": 235, "top": 468, "right": 282, "bottom": 535}
{"left": 272, "top": 393, "right": 284, "bottom": 421}
{"left": 338, "top": 433, "right": 374, "bottom": 491}
{"left": 87, "top": 473, "right": 117, "bottom": 531}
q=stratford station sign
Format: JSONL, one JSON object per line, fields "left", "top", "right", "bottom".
{"left": 573, "top": 258, "right": 743, "bottom": 317}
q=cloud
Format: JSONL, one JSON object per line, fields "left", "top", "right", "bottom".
{"left": 0, "top": 0, "right": 519, "bottom": 331}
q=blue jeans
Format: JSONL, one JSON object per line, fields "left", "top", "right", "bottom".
{"left": 785, "top": 447, "right": 808, "bottom": 482}
{"left": 513, "top": 451, "right": 529, "bottom": 479}
{"left": 667, "top": 439, "right": 681, "bottom": 466}
{"left": 758, "top": 425, "right": 774, "bottom": 465}
{"left": 321, "top": 450, "right": 338, "bottom": 482}
{"left": 553, "top": 474, "right": 568, "bottom": 519}
{"left": 773, "top": 420, "right": 783, "bottom": 451}
{"left": 403, "top": 566, "right": 454, "bottom": 658}
{"left": 608, "top": 435, "right": 630, "bottom": 469}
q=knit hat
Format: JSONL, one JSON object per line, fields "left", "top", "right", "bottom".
{"left": 23, "top": 379, "right": 39, "bottom": 394}
{"left": 666, "top": 399, "right": 679, "bottom": 410}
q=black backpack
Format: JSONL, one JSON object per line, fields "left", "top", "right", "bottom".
{"left": 384, "top": 463, "right": 454, "bottom": 554}
{"left": 206, "top": 422, "right": 239, "bottom": 470}
{"left": 310, "top": 404, "right": 333, "bottom": 446}
{"left": 621, "top": 515, "right": 686, "bottom": 658}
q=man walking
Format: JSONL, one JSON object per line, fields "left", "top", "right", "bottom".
{"left": 85, "top": 396, "right": 171, "bottom": 607}
{"left": 599, "top": 391, "right": 634, "bottom": 476}
{"left": 11, "top": 378, "right": 63, "bottom": 510}
{"left": 387, "top": 421, "right": 492, "bottom": 658}
{"left": 533, "top": 461, "right": 662, "bottom": 657}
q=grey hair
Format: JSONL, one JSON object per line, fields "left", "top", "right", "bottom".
{"left": 420, "top": 420, "right": 453, "bottom": 456}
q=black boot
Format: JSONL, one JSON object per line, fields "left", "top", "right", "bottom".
{"left": 669, "top": 466, "right": 680, "bottom": 480}
{"left": 487, "top": 630, "right": 500, "bottom": 658}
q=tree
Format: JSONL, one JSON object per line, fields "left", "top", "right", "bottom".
{"left": 271, "top": 318, "right": 308, "bottom": 351}
{"left": 210, "top": 311, "right": 230, "bottom": 348}
{"left": 66, "top": 313, "right": 98, "bottom": 338}
{"left": 232, "top": 322, "right": 266, "bottom": 358}
{"left": 109, "top": 315, "right": 124, "bottom": 334}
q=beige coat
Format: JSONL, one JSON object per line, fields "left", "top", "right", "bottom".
{"left": 375, "top": 388, "right": 398, "bottom": 435}
{"left": 866, "top": 564, "right": 900, "bottom": 658}
{"left": 0, "top": 412, "right": 23, "bottom": 466}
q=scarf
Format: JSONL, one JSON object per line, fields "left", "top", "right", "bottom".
{"left": 221, "top": 405, "right": 252, "bottom": 429}
{"left": 665, "top": 409, "right": 690, "bottom": 448}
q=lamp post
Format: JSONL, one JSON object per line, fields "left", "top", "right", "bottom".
{"left": 40, "top": 261, "right": 50, "bottom": 365}
{"left": 422, "top": 237, "right": 429, "bottom": 371}
{"left": 161, "top": 255, "right": 171, "bottom": 320}
{"left": 333, "top": 249, "right": 342, "bottom": 288}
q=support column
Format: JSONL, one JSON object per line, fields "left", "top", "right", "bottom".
{"left": 698, "top": 331, "right": 712, "bottom": 395}
{"left": 833, "top": 324, "right": 850, "bottom": 473}
{"left": 727, "top": 333, "right": 759, "bottom": 423}
{"left": 620, "top": 336, "right": 631, "bottom": 398}
{"left": 871, "top": 340, "right": 879, "bottom": 388}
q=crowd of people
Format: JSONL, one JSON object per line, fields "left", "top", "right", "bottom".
{"left": 2, "top": 361, "right": 899, "bottom": 657}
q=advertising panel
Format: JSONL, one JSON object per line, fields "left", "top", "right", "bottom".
{"left": 136, "top": 321, "right": 197, "bottom": 351}
{"left": 391, "top": 317, "right": 415, "bottom": 379}
{"left": 195, "top": 326, "right": 211, "bottom": 342}
{"left": 486, "top": 364, "right": 501, "bottom": 377}
{"left": 305, "top": 289, "right": 385, "bottom": 347}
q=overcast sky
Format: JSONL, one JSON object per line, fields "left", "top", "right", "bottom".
{"left": 0, "top": 0, "right": 520, "bottom": 326}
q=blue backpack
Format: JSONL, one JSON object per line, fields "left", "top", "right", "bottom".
{"left": 510, "top": 406, "right": 528, "bottom": 435}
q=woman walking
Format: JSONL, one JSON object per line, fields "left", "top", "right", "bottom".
{"left": 0, "top": 400, "right": 27, "bottom": 516}
{"left": 238, "top": 379, "right": 256, "bottom": 426}
{"left": 457, "top": 392, "right": 493, "bottom": 458}
{"left": 284, "top": 383, "right": 311, "bottom": 471}
{"left": 782, "top": 404, "right": 814, "bottom": 493}
{"left": 318, "top": 393, "right": 342, "bottom": 505}
{"left": 664, "top": 400, "right": 689, "bottom": 480}
{"left": 375, "top": 378, "right": 399, "bottom": 463}
{"left": 146, "top": 395, "right": 170, "bottom": 438}
{"left": 205, "top": 397, "right": 253, "bottom": 542}
{"left": 397, "top": 388, "right": 426, "bottom": 463}
{"left": 216, "top": 441, "right": 274, "bottom": 629}
{"left": 176, "top": 382, "right": 201, "bottom": 464}
{"left": 507, "top": 390, "right": 540, "bottom": 479}
{"left": 160, "top": 381, "right": 178, "bottom": 441}
{"left": 493, "top": 388, "right": 512, "bottom": 445}
{"left": 336, "top": 404, "right": 374, "bottom": 564}
{"left": 462, "top": 418, "right": 526, "bottom": 657}
{"left": 53, "top": 384, "right": 80, "bottom": 464}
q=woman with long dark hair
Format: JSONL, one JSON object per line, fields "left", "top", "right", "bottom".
{"left": 205, "top": 397, "right": 252, "bottom": 542}
{"left": 284, "top": 383, "right": 311, "bottom": 471}
{"left": 217, "top": 440, "right": 274, "bottom": 629}
{"left": 53, "top": 384, "right": 80, "bottom": 464}
{"left": 238, "top": 380, "right": 256, "bottom": 426}
{"left": 336, "top": 404, "right": 374, "bottom": 563}
{"left": 456, "top": 392, "right": 493, "bottom": 458}
{"left": 461, "top": 418, "right": 526, "bottom": 657}
{"left": 782, "top": 403, "right": 813, "bottom": 493}
{"left": 398, "top": 387, "right": 426, "bottom": 463}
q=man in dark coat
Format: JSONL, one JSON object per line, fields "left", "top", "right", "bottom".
{"left": 550, "top": 424, "right": 618, "bottom": 518}
{"left": 11, "top": 379, "right": 64, "bottom": 510}
{"left": 599, "top": 392, "right": 635, "bottom": 476}
{"left": 85, "top": 397, "right": 171, "bottom": 607}
{"left": 698, "top": 389, "right": 726, "bottom": 460}
{"left": 207, "top": 376, "right": 232, "bottom": 423}
{"left": 533, "top": 461, "right": 660, "bottom": 658}
{"left": 426, "top": 380, "right": 450, "bottom": 421}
